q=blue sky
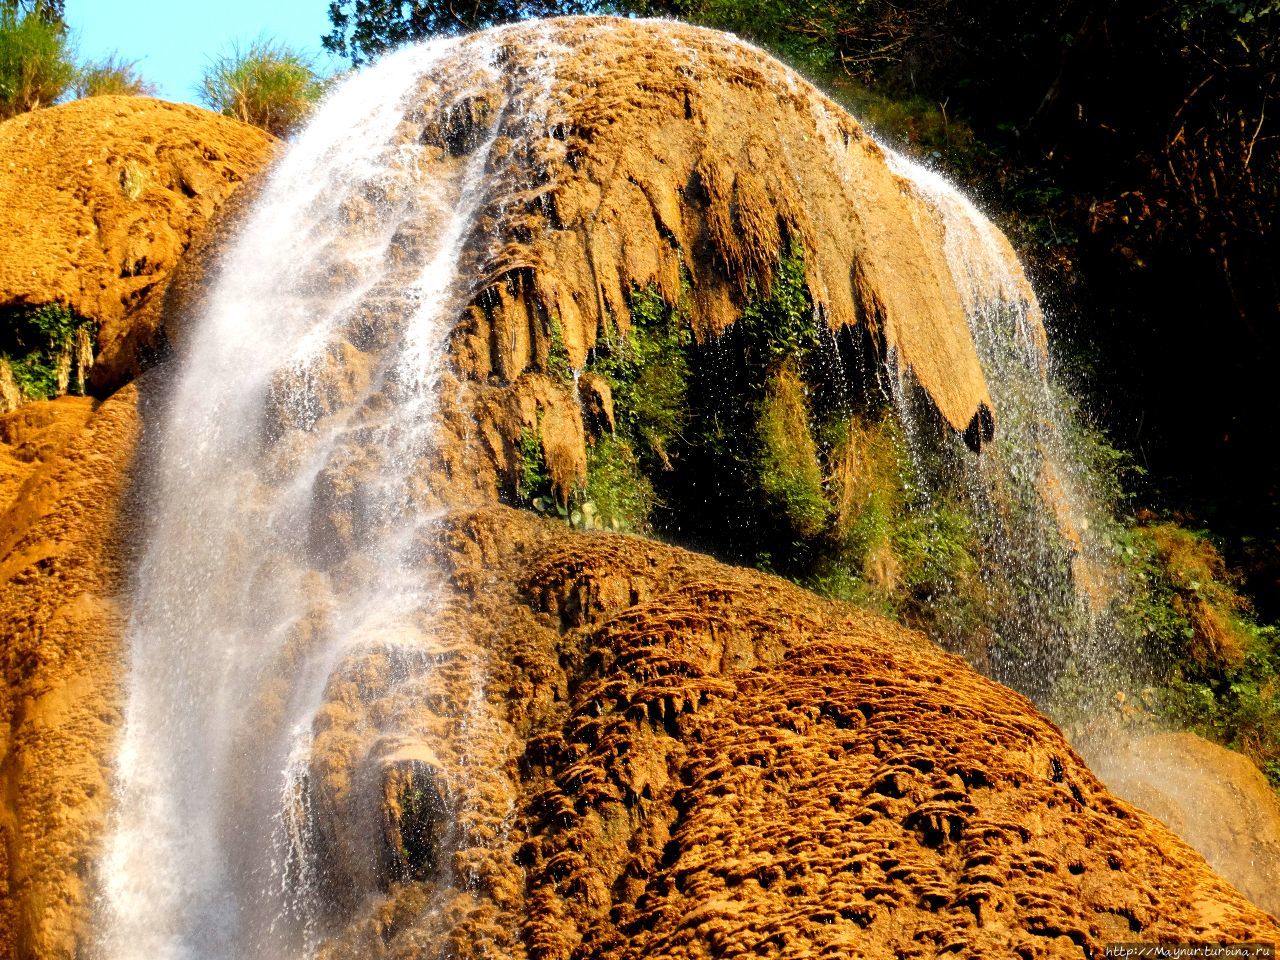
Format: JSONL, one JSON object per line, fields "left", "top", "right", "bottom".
{"left": 65, "top": 0, "right": 340, "bottom": 104}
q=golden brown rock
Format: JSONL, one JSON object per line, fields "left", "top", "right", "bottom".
{"left": 450, "top": 17, "right": 998, "bottom": 444}
{"left": 3, "top": 399, "right": 1279, "bottom": 957}
{"left": 0, "top": 20, "right": 1276, "bottom": 960}
{"left": 306, "top": 507, "right": 1280, "bottom": 959}
{"left": 0, "top": 96, "right": 276, "bottom": 400}
{"left": 0, "top": 388, "right": 139, "bottom": 959}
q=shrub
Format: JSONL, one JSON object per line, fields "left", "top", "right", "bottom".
{"left": 0, "top": 303, "right": 91, "bottom": 400}
{"left": 585, "top": 435, "right": 657, "bottom": 533}
{"left": 74, "top": 53, "right": 156, "bottom": 99}
{"left": 199, "top": 39, "right": 326, "bottom": 137}
{"left": 0, "top": 6, "right": 74, "bottom": 119}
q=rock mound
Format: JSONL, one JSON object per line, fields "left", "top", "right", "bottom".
{"left": 0, "top": 96, "right": 275, "bottom": 403}
{"left": 305, "top": 506, "right": 1279, "bottom": 958}
{"left": 167, "top": 17, "right": 1009, "bottom": 521}
{"left": 449, "top": 17, "right": 997, "bottom": 436}
{"left": 1083, "top": 731, "right": 1280, "bottom": 918}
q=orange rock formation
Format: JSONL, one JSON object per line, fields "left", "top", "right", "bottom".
{"left": 0, "top": 96, "right": 275, "bottom": 401}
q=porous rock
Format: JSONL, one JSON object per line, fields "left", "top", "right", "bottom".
{"left": 0, "top": 96, "right": 275, "bottom": 400}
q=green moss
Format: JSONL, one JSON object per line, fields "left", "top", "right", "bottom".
{"left": 805, "top": 413, "right": 981, "bottom": 636}
{"left": 1, "top": 303, "right": 92, "bottom": 400}
{"left": 546, "top": 316, "right": 573, "bottom": 384}
{"left": 1157, "top": 623, "right": 1280, "bottom": 790}
{"left": 585, "top": 435, "right": 656, "bottom": 533}
{"left": 757, "top": 363, "right": 829, "bottom": 538}
{"left": 516, "top": 425, "right": 552, "bottom": 504}
{"left": 737, "top": 243, "right": 820, "bottom": 373}
{"left": 589, "top": 284, "right": 692, "bottom": 473}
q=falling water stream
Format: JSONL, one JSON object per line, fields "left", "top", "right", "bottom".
{"left": 880, "top": 149, "right": 1132, "bottom": 700}
{"left": 99, "top": 35, "right": 518, "bottom": 960}
{"left": 99, "top": 18, "right": 1171, "bottom": 959}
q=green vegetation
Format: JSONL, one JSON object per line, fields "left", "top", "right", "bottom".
{"left": 584, "top": 435, "right": 656, "bottom": 533}
{"left": 0, "top": 303, "right": 92, "bottom": 400}
{"left": 545, "top": 317, "right": 573, "bottom": 385}
{"left": 589, "top": 284, "right": 692, "bottom": 474}
{"left": 516, "top": 425, "right": 551, "bottom": 504}
{"left": 1103, "top": 517, "right": 1280, "bottom": 787}
{"left": 74, "top": 53, "right": 156, "bottom": 99}
{"left": 756, "top": 365, "right": 829, "bottom": 538}
{"left": 199, "top": 39, "right": 327, "bottom": 137}
{"left": 395, "top": 783, "right": 441, "bottom": 880}
{"left": 0, "top": 3, "right": 73, "bottom": 119}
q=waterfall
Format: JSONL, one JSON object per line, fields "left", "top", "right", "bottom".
{"left": 878, "top": 148, "right": 1132, "bottom": 702}
{"left": 95, "top": 17, "right": 1150, "bottom": 958}
{"left": 99, "top": 35, "right": 519, "bottom": 959}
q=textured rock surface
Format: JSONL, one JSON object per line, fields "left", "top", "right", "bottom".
{"left": 3, "top": 393, "right": 1280, "bottom": 957}
{"left": 166, "top": 18, "right": 1008, "bottom": 515}
{"left": 306, "top": 507, "right": 1280, "bottom": 958}
{"left": 445, "top": 18, "right": 999, "bottom": 436}
{"left": 0, "top": 389, "right": 139, "bottom": 959}
{"left": 0, "top": 21, "right": 1277, "bottom": 960}
{"left": 0, "top": 96, "right": 275, "bottom": 400}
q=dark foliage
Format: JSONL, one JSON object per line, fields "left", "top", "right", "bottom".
{"left": 324, "top": 0, "right": 603, "bottom": 63}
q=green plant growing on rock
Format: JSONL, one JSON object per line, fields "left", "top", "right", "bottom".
{"left": 515, "top": 425, "right": 552, "bottom": 505}
{"left": 544, "top": 315, "right": 573, "bottom": 384}
{"left": 200, "top": 38, "right": 327, "bottom": 137}
{"left": 74, "top": 53, "right": 156, "bottom": 99}
{"left": 757, "top": 361, "right": 829, "bottom": 538}
{"left": 0, "top": 4, "right": 74, "bottom": 118}
{"left": 590, "top": 284, "right": 692, "bottom": 473}
{"left": 808, "top": 413, "right": 981, "bottom": 639}
{"left": 1, "top": 302, "right": 91, "bottom": 400}
{"left": 584, "top": 434, "right": 656, "bottom": 534}
{"left": 737, "top": 242, "right": 822, "bottom": 374}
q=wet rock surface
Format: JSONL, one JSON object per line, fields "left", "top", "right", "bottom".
{"left": 309, "top": 507, "right": 1280, "bottom": 958}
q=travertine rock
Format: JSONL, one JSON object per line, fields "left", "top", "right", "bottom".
{"left": 307, "top": 507, "right": 1280, "bottom": 959}
{"left": 0, "top": 388, "right": 139, "bottom": 959}
{"left": 0, "top": 21, "right": 1276, "bottom": 960}
{"left": 0, "top": 96, "right": 275, "bottom": 400}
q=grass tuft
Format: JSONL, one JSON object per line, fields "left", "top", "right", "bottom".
{"left": 199, "top": 38, "right": 326, "bottom": 137}
{"left": 0, "top": 6, "right": 74, "bottom": 119}
{"left": 74, "top": 53, "right": 156, "bottom": 99}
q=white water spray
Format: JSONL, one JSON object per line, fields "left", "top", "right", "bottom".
{"left": 99, "top": 36, "right": 515, "bottom": 959}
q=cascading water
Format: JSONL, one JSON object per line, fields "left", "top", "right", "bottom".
{"left": 99, "top": 34, "right": 528, "bottom": 959}
{"left": 875, "top": 148, "right": 1135, "bottom": 702}
{"left": 96, "top": 16, "right": 1176, "bottom": 959}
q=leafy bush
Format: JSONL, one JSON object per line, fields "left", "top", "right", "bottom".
{"left": 1159, "top": 624, "right": 1280, "bottom": 788}
{"left": 74, "top": 53, "right": 156, "bottom": 99}
{"left": 585, "top": 435, "right": 657, "bottom": 533}
{"left": 0, "top": 5, "right": 74, "bottom": 119}
{"left": 199, "top": 39, "right": 326, "bottom": 137}
{"left": 0, "top": 303, "right": 91, "bottom": 400}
